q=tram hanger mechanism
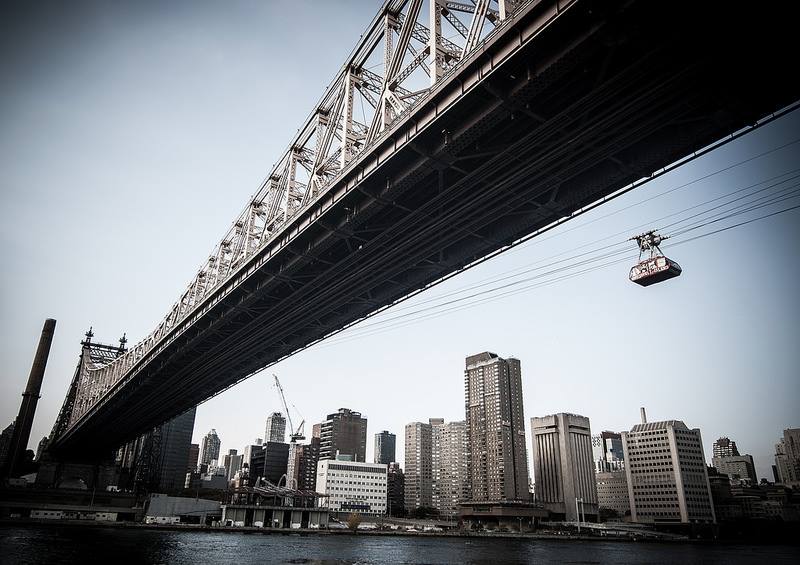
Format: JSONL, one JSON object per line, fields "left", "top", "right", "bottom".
{"left": 629, "top": 230, "right": 682, "bottom": 286}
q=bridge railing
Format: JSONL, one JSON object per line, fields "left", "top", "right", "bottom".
{"left": 61, "top": 0, "right": 532, "bottom": 431}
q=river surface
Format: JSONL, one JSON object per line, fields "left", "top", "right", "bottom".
{"left": 1, "top": 526, "right": 798, "bottom": 564}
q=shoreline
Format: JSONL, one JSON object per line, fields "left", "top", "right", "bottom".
{"left": 2, "top": 519, "right": 797, "bottom": 546}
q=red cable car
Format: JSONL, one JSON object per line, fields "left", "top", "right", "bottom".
{"left": 629, "top": 230, "right": 681, "bottom": 287}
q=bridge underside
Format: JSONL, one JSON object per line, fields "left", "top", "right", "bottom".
{"left": 53, "top": 0, "right": 798, "bottom": 457}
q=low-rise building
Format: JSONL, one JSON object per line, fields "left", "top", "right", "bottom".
{"left": 596, "top": 470, "right": 630, "bottom": 517}
{"left": 316, "top": 459, "right": 387, "bottom": 516}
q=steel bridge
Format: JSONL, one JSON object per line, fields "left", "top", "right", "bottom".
{"left": 49, "top": 0, "right": 798, "bottom": 457}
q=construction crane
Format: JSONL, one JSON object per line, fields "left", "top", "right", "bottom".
{"left": 273, "top": 374, "right": 305, "bottom": 443}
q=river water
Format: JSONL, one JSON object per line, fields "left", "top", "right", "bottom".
{"left": 1, "top": 526, "right": 798, "bottom": 564}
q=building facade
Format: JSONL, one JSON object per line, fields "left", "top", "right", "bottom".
{"left": 774, "top": 428, "right": 800, "bottom": 488}
{"left": 222, "top": 449, "right": 243, "bottom": 481}
{"left": 286, "top": 436, "right": 321, "bottom": 491}
{"left": 592, "top": 431, "right": 625, "bottom": 472}
{"left": 315, "top": 459, "right": 388, "bottom": 516}
{"left": 432, "top": 420, "right": 470, "bottom": 516}
{"left": 318, "top": 408, "right": 367, "bottom": 462}
{"left": 596, "top": 470, "right": 630, "bottom": 517}
{"left": 265, "top": 412, "right": 287, "bottom": 444}
{"left": 374, "top": 430, "right": 396, "bottom": 465}
{"left": 199, "top": 429, "right": 221, "bottom": 467}
{"left": 404, "top": 420, "right": 433, "bottom": 511}
{"left": 248, "top": 441, "right": 290, "bottom": 485}
{"left": 158, "top": 407, "right": 197, "bottom": 492}
{"left": 531, "top": 413, "right": 598, "bottom": 521}
{"left": 187, "top": 443, "right": 199, "bottom": 473}
{"left": 712, "top": 437, "right": 739, "bottom": 458}
{"left": 387, "top": 462, "right": 405, "bottom": 516}
{"left": 622, "top": 415, "right": 715, "bottom": 524}
{"left": 465, "top": 352, "right": 529, "bottom": 502}
{"left": 712, "top": 454, "right": 757, "bottom": 485}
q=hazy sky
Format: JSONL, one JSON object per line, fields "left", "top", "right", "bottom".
{"left": 1, "top": 1, "right": 798, "bottom": 483}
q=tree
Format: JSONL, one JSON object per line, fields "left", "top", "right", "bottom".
{"left": 347, "top": 512, "right": 362, "bottom": 531}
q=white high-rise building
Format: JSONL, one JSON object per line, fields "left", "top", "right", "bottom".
{"left": 265, "top": 412, "right": 286, "bottom": 444}
{"left": 622, "top": 410, "right": 715, "bottom": 524}
{"left": 199, "top": 429, "right": 221, "bottom": 467}
{"left": 316, "top": 459, "right": 387, "bottom": 516}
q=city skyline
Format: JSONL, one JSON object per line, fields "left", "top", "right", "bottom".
{"left": 1, "top": 0, "right": 798, "bottom": 485}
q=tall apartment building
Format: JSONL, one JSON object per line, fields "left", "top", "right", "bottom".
{"left": 287, "top": 436, "right": 321, "bottom": 490}
{"left": 404, "top": 420, "right": 433, "bottom": 510}
{"left": 316, "top": 459, "right": 388, "bottom": 516}
{"left": 465, "top": 352, "right": 529, "bottom": 501}
{"left": 711, "top": 436, "right": 756, "bottom": 484}
{"left": 318, "top": 408, "right": 367, "bottom": 462}
{"left": 531, "top": 413, "right": 598, "bottom": 521}
{"left": 774, "top": 429, "right": 800, "bottom": 487}
{"left": 187, "top": 443, "right": 199, "bottom": 473}
{"left": 374, "top": 431, "right": 396, "bottom": 464}
{"left": 387, "top": 462, "right": 405, "bottom": 516}
{"left": 596, "top": 471, "right": 630, "bottom": 517}
{"left": 592, "top": 431, "right": 625, "bottom": 472}
{"left": 199, "top": 429, "right": 221, "bottom": 467}
{"left": 712, "top": 437, "right": 739, "bottom": 458}
{"left": 622, "top": 410, "right": 715, "bottom": 524}
{"left": 432, "top": 420, "right": 470, "bottom": 516}
{"left": 264, "top": 412, "right": 287, "bottom": 444}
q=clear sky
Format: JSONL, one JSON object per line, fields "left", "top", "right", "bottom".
{"left": 1, "top": 1, "right": 798, "bottom": 483}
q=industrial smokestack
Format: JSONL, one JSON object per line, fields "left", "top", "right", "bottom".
{"left": 640, "top": 406, "right": 647, "bottom": 424}
{"left": 5, "top": 319, "right": 56, "bottom": 478}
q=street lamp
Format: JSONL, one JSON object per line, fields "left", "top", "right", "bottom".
{"left": 575, "top": 498, "right": 584, "bottom": 533}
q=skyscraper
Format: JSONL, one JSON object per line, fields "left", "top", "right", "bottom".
{"left": 387, "top": 462, "right": 405, "bottom": 517}
{"left": 711, "top": 436, "right": 756, "bottom": 485}
{"left": 712, "top": 437, "right": 739, "bottom": 458}
{"left": 592, "top": 431, "right": 625, "bottom": 472}
{"left": 248, "top": 441, "right": 289, "bottom": 485}
{"left": 318, "top": 408, "right": 367, "bottom": 462}
{"left": 432, "top": 420, "right": 470, "bottom": 516}
{"left": 622, "top": 411, "right": 715, "bottom": 524}
{"left": 465, "top": 352, "right": 529, "bottom": 501}
{"left": 287, "top": 436, "right": 321, "bottom": 490}
{"left": 531, "top": 413, "right": 598, "bottom": 521}
{"left": 222, "top": 449, "right": 243, "bottom": 481}
{"left": 158, "top": 407, "right": 197, "bottom": 492}
{"left": 374, "top": 430, "right": 396, "bottom": 464}
{"left": 187, "top": 443, "right": 200, "bottom": 472}
{"left": 774, "top": 428, "right": 800, "bottom": 487}
{"left": 404, "top": 420, "right": 433, "bottom": 510}
{"left": 265, "top": 412, "right": 287, "bottom": 444}
{"left": 200, "top": 429, "right": 221, "bottom": 467}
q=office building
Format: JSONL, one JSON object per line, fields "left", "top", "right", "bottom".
{"left": 222, "top": 449, "right": 243, "bottom": 482}
{"left": 773, "top": 428, "right": 800, "bottom": 488}
{"left": 318, "top": 408, "right": 367, "bottom": 462}
{"left": 187, "top": 443, "right": 199, "bottom": 472}
{"left": 199, "top": 429, "right": 221, "bottom": 467}
{"left": 713, "top": 455, "right": 757, "bottom": 485}
{"left": 249, "top": 441, "right": 290, "bottom": 485}
{"left": 531, "top": 413, "right": 598, "bottom": 521}
{"left": 374, "top": 431, "right": 396, "bottom": 465}
{"left": 387, "top": 463, "right": 405, "bottom": 516}
{"left": 287, "top": 436, "right": 321, "bottom": 490}
{"left": 315, "top": 458, "right": 387, "bottom": 516}
{"left": 465, "top": 352, "right": 529, "bottom": 501}
{"left": 432, "top": 420, "right": 470, "bottom": 516}
{"left": 158, "top": 407, "right": 197, "bottom": 492}
{"left": 404, "top": 420, "right": 433, "bottom": 510}
{"left": 622, "top": 410, "right": 715, "bottom": 524}
{"left": 713, "top": 437, "right": 739, "bottom": 458}
{"left": 592, "top": 431, "right": 625, "bottom": 472}
{"left": 265, "top": 412, "right": 287, "bottom": 444}
{"left": 596, "top": 470, "right": 630, "bottom": 517}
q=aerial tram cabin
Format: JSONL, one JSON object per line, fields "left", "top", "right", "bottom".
{"left": 629, "top": 230, "right": 681, "bottom": 287}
